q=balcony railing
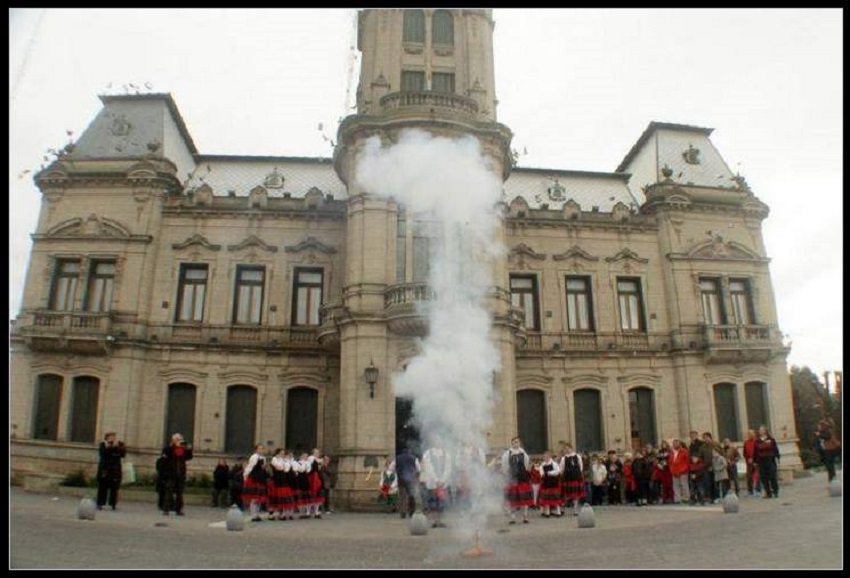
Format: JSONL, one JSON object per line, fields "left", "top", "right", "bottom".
{"left": 520, "top": 331, "right": 664, "bottom": 353}
{"left": 24, "top": 311, "right": 113, "bottom": 334}
{"left": 378, "top": 91, "right": 480, "bottom": 118}
{"left": 148, "top": 324, "right": 319, "bottom": 348}
{"left": 384, "top": 283, "right": 437, "bottom": 308}
{"left": 703, "top": 325, "right": 774, "bottom": 347}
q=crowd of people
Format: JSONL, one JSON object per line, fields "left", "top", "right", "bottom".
{"left": 93, "top": 421, "right": 836, "bottom": 518}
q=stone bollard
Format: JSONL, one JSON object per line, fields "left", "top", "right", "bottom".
{"left": 828, "top": 479, "right": 842, "bottom": 497}
{"left": 226, "top": 505, "right": 245, "bottom": 531}
{"left": 722, "top": 492, "right": 739, "bottom": 513}
{"left": 576, "top": 503, "right": 596, "bottom": 528}
{"left": 409, "top": 511, "right": 429, "bottom": 536}
{"left": 77, "top": 497, "right": 97, "bottom": 520}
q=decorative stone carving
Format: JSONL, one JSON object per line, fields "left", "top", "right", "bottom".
{"left": 249, "top": 186, "right": 268, "bottom": 209}
{"left": 508, "top": 196, "right": 530, "bottom": 218}
{"left": 611, "top": 202, "right": 631, "bottom": 222}
{"left": 562, "top": 199, "right": 581, "bottom": 220}
{"left": 683, "top": 144, "right": 701, "bottom": 165}
{"left": 172, "top": 233, "right": 221, "bottom": 252}
{"left": 547, "top": 179, "right": 565, "bottom": 201}
{"left": 284, "top": 236, "right": 337, "bottom": 255}
{"left": 552, "top": 245, "right": 599, "bottom": 263}
{"left": 304, "top": 187, "right": 324, "bottom": 209}
{"left": 687, "top": 235, "right": 762, "bottom": 261}
{"left": 227, "top": 235, "right": 278, "bottom": 253}
{"left": 109, "top": 114, "right": 132, "bottom": 137}
{"left": 263, "top": 168, "right": 284, "bottom": 190}
{"left": 193, "top": 184, "right": 213, "bottom": 206}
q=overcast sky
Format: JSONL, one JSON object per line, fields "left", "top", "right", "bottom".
{"left": 9, "top": 8, "right": 842, "bottom": 382}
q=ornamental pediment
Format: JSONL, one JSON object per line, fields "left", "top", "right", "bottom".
{"left": 552, "top": 245, "right": 599, "bottom": 262}
{"left": 509, "top": 243, "right": 546, "bottom": 261}
{"left": 227, "top": 235, "right": 278, "bottom": 253}
{"left": 687, "top": 235, "right": 761, "bottom": 261}
{"left": 605, "top": 248, "right": 649, "bottom": 264}
{"left": 45, "top": 214, "right": 131, "bottom": 239}
{"left": 172, "top": 233, "right": 221, "bottom": 252}
{"left": 284, "top": 236, "right": 337, "bottom": 255}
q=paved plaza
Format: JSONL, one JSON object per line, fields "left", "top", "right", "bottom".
{"left": 9, "top": 473, "right": 844, "bottom": 570}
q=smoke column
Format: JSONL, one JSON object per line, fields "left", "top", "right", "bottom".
{"left": 356, "top": 128, "right": 506, "bottom": 543}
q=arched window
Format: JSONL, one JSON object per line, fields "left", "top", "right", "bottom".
{"left": 517, "top": 389, "right": 547, "bottom": 455}
{"left": 402, "top": 10, "right": 425, "bottom": 43}
{"left": 32, "top": 374, "right": 63, "bottom": 440}
{"left": 628, "top": 387, "right": 657, "bottom": 449}
{"left": 69, "top": 376, "right": 100, "bottom": 443}
{"left": 432, "top": 10, "right": 454, "bottom": 46}
{"left": 745, "top": 381, "right": 769, "bottom": 431}
{"left": 225, "top": 385, "right": 257, "bottom": 455}
{"left": 574, "top": 388, "right": 603, "bottom": 452}
{"left": 165, "top": 383, "right": 197, "bottom": 446}
{"left": 713, "top": 383, "right": 740, "bottom": 441}
{"left": 285, "top": 387, "right": 319, "bottom": 454}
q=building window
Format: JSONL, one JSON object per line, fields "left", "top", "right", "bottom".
{"left": 285, "top": 387, "right": 319, "bottom": 454}
{"left": 233, "top": 266, "right": 265, "bottom": 325}
{"left": 574, "top": 388, "right": 604, "bottom": 452}
{"left": 431, "top": 72, "right": 455, "bottom": 94}
{"left": 175, "top": 264, "right": 208, "bottom": 323}
{"left": 699, "top": 277, "right": 724, "bottom": 325}
{"left": 713, "top": 382, "right": 740, "bottom": 442}
{"left": 412, "top": 219, "right": 434, "bottom": 283}
{"left": 293, "top": 268, "right": 323, "bottom": 326}
{"left": 617, "top": 278, "right": 645, "bottom": 332}
{"left": 517, "top": 389, "right": 547, "bottom": 455}
{"left": 402, "top": 9, "right": 425, "bottom": 43}
{"left": 432, "top": 10, "right": 454, "bottom": 46}
{"left": 565, "top": 276, "right": 594, "bottom": 331}
{"left": 396, "top": 209, "right": 407, "bottom": 283}
{"left": 225, "top": 385, "right": 257, "bottom": 455}
{"left": 165, "top": 383, "right": 197, "bottom": 446}
{"left": 49, "top": 259, "right": 81, "bottom": 311}
{"left": 510, "top": 274, "right": 540, "bottom": 331}
{"left": 729, "top": 278, "right": 755, "bottom": 325}
{"left": 69, "top": 376, "right": 100, "bottom": 443}
{"left": 84, "top": 261, "right": 115, "bottom": 313}
{"left": 32, "top": 374, "right": 63, "bottom": 440}
{"left": 745, "top": 381, "right": 770, "bottom": 431}
{"left": 628, "top": 387, "right": 657, "bottom": 450}
{"left": 401, "top": 70, "right": 425, "bottom": 92}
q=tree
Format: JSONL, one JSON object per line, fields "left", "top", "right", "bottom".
{"left": 790, "top": 365, "right": 842, "bottom": 468}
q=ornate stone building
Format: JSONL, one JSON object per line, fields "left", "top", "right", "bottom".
{"left": 10, "top": 9, "right": 800, "bottom": 508}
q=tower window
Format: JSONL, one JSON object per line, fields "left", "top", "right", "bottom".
{"left": 432, "top": 10, "right": 454, "bottom": 46}
{"left": 431, "top": 72, "right": 455, "bottom": 94}
{"left": 402, "top": 9, "right": 425, "bottom": 43}
{"left": 401, "top": 70, "right": 425, "bottom": 92}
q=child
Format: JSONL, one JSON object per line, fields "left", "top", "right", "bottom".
{"left": 689, "top": 455, "right": 706, "bottom": 505}
{"left": 590, "top": 455, "right": 607, "bottom": 506}
{"left": 243, "top": 444, "right": 269, "bottom": 521}
{"left": 605, "top": 450, "right": 622, "bottom": 505}
{"left": 378, "top": 458, "right": 399, "bottom": 512}
{"left": 211, "top": 458, "right": 229, "bottom": 508}
{"left": 529, "top": 459, "right": 542, "bottom": 509}
{"left": 228, "top": 457, "right": 244, "bottom": 509}
{"left": 712, "top": 447, "right": 730, "bottom": 502}
{"left": 538, "top": 452, "right": 562, "bottom": 518}
{"left": 622, "top": 452, "right": 637, "bottom": 505}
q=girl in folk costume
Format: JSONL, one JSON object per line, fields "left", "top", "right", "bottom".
{"left": 280, "top": 450, "right": 299, "bottom": 520}
{"left": 293, "top": 452, "right": 311, "bottom": 518}
{"left": 529, "top": 459, "right": 543, "bottom": 509}
{"left": 501, "top": 436, "right": 533, "bottom": 524}
{"left": 559, "top": 443, "right": 585, "bottom": 515}
{"left": 243, "top": 444, "right": 269, "bottom": 522}
{"left": 538, "top": 451, "right": 562, "bottom": 518}
{"left": 421, "top": 441, "right": 453, "bottom": 528}
{"left": 268, "top": 448, "right": 293, "bottom": 521}
{"left": 377, "top": 458, "right": 399, "bottom": 512}
{"left": 306, "top": 448, "right": 326, "bottom": 518}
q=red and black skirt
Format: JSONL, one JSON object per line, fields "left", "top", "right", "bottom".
{"left": 505, "top": 481, "right": 534, "bottom": 508}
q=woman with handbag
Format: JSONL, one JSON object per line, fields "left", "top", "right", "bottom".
{"left": 815, "top": 419, "right": 840, "bottom": 482}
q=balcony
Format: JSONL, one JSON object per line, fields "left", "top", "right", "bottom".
{"left": 702, "top": 324, "right": 778, "bottom": 364}
{"left": 147, "top": 324, "right": 320, "bottom": 351}
{"left": 378, "top": 91, "right": 480, "bottom": 120}
{"left": 13, "top": 311, "right": 114, "bottom": 355}
{"left": 316, "top": 301, "right": 348, "bottom": 350}
{"left": 384, "top": 283, "right": 436, "bottom": 337}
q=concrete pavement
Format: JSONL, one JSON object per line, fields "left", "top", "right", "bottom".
{"left": 9, "top": 472, "right": 843, "bottom": 569}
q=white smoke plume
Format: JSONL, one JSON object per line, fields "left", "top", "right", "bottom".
{"left": 356, "top": 128, "right": 506, "bottom": 545}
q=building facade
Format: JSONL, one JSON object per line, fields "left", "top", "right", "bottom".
{"left": 10, "top": 9, "right": 800, "bottom": 509}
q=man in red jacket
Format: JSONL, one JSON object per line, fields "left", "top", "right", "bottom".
{"left": 669, "top": 438, "right": 690, "bottom": 504}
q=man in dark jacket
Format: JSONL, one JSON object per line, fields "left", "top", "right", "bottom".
{"left": 96, "top": 432, "right": 126, "bottom": 510}
{"left": 395, "top": 446, "right": 421, "bottom": 519}
{"left": 211, "top": 458, "right": 229, "bottom": 508}
{"left": 160, "top": 432, "right": 193, "bottom": 515}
